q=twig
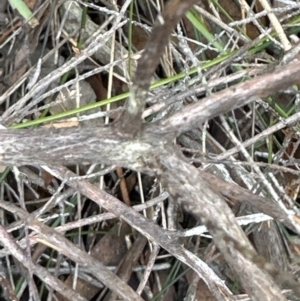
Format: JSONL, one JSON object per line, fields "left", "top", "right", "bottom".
{"left": 116, "top": 0, "right": 200, "bottom": 135}
{"left": 41, "top": 165, "right": 232, "bottom": 301}
{"left": 0, "top": 224, "right": 88, "bottom": 301}
{"left": 0, "top": 204, "right": 144, "bottom": 301}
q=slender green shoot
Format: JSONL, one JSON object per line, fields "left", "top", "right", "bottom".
{"left": 186, "top": 10, "right": 224, "bottom": 53}
{"left": 8, "top": 0, "right": 39, "bottom": 27}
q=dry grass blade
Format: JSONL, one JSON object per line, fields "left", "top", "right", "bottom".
{"left": 0, "top": 224, "right": 87, "bottom": 301}
{"left": 41, "top": 165, "right": 232, "bottom": 301}
{"left": 0, "top": 201, "right": 144, "bottom": 301}
{"left": 202, "top": 171, "right": 300, "bottom": 234}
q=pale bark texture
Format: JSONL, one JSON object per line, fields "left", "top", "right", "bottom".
{"left": 1, "top": 1, "right": 300, "bottom": 301}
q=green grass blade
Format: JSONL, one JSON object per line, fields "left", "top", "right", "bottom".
{"left": 8, "top": 0, "right": 39, "bottom": 27}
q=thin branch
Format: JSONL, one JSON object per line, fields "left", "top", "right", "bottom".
{"left": 116, "top": 0, "right": 199, "bottom": 135}
{"left": 202, "top": 172, "right": 300, "bottom": 234}
{"left": 158, "top": 147, "right": 288, "bottom": 301}
{"left": 41, "top": 165, "right": 233, "bottom": 301}
{"left": 160, "top": 60, "right": 300, "bottom": 134}
{"left": 0, "top": 224, "right": 88, "bottom": 301}
{"left": 0, "top": 203, "right": 144, "bottom": 301}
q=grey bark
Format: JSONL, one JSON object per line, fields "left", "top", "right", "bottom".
{"left": 1, "top": 0, "right": 300, "bottom": 300}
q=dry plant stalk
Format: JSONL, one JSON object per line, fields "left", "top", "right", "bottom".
{"left": 1, "top": 1, "right": 300, "bottom": 301}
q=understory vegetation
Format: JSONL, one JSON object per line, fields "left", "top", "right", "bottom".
{"left": 1, "top": 0, "right": 300, "bottom": 300}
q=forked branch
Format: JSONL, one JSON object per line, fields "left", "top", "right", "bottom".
{"left": 0, "top": 1, "right": 299, "bottom": 300}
